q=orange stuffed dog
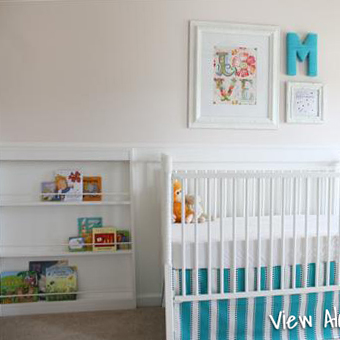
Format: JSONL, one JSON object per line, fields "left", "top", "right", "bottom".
{"left": 173, "top": 180, "right": 194, "bottom": 223}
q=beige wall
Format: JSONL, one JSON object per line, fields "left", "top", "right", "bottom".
{"left": 1, "top": 0, "right": 339, "bottom": 145}
{"left": 1, "top": 0, "right": 340, "bottom": 305}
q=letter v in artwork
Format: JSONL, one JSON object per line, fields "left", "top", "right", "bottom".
{"left": 269, "top": 311, "right": 282, "bottom": 330}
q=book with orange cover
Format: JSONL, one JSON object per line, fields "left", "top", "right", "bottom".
{"left": 83, "top": 176, "right": 102, "bottom": 201}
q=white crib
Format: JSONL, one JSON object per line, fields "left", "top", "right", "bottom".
{"left": 162, "top": 154, "right": 340, "bottom": 340}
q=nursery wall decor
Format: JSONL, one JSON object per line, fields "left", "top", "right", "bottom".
{"left": 286, "top": 82, "right": 324, "bottom": 123}
{"left": 287, "top": 33, "right": 318, "bottom": 76}
{"left": 188, "top": 21, "right": 280, "bottom": 129}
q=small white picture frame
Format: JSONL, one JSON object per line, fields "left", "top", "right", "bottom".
{"left": 286, "top": 82, "right": 324, "bottom": 124}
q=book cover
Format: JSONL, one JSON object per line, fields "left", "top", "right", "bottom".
{"left": 0, "top": 271, "right": 39, "bottom": 304}
{"left": 68, "top": 237, "right": 85, "bottom": 252}
{"left": 55, "top": 170, "right": 83, "bottom": 202}
{"left": 117, "top": 230, "right": 131, "bottom": 250}
{"left": 29, "top": 261, "right": 68, "bottom": 301}
{"left": 78, "top": 217, "right": 103, "bottom": 251}
{"left": 83, "top": 176, "right": 102, "bottom": 201}
{"left": 93, "top": 227, "right": 116, "bottom": 252}
{"left": 46, "top": 266, "right": 78, "bottom": 302}
{"left": 41, "top": 181, "right": 58, "bottom": 201}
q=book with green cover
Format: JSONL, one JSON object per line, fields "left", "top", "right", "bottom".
{"left": 117, "top": 230, "right": 131, "bottom": 250}
{"left": 0, "top": 271, "right": 39, "bottom": 304}
{"left": 78, "top": 217, "right": 102, "bottom": 250}
{"left": 46, "top": 266, "right": 78, "bottom": 302}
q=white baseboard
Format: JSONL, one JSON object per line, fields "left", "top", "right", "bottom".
{"left": 1, "top": 294, "right": 136, "bottom": 317}
{"left": 137, "top": 293, "right": 162, "bottom": 307}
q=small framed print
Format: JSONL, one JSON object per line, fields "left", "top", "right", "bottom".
{"left": 286, "top": 82, "right": 324, "bottom": 124}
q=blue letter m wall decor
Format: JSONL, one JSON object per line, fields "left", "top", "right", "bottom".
{"left": 287, "top": 33, "right": 318, "bottom": 76}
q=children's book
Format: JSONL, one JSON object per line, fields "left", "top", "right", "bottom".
{"left": 0, "top": 271, "right": 39, "bottom": 304}
{"left": 41, "top": 181, "right": 58, "bottom": 201}
{"left": 55, "top": 170, "right": 83, "bottom": 202}
{"left": 45, "top": 266, "right": 78, "bottom": 302}
{"left": 68, "top": 237, "right": 85, "bottom": 252}
{"left": 93, "top": 227, "right": 116, "bottom": 252}
{"left": 83, "top": 176, "right": 102, "bottom": 201}
{"left": 29, "top": 260, "right": 68, "bottom": 301}
{"left": 78, "top": 217, "right": 103, "bottom": 251}
{"left": 117, "top": 230, "right": 131, "bottom": 250}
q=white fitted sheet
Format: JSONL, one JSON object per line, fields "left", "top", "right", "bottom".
{"left": 172, "top": 214, "right": 340, "bottom": 269}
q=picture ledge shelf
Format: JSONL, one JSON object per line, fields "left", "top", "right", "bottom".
{"left": 0, "top": 201, "right": 131, "bottom": 207}
{"left": 0, "top": 145, "right": 136, "bottom": 316}
{"left": 0, "top": 250, "right": 133, "bottom": 258}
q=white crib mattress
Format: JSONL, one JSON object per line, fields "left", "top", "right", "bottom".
{"left": 171, "top": 214, "right": 340, "bottom": 269}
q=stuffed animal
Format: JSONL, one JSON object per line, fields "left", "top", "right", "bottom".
{"left": 173, "top": 180, "right": 194, "bottom": 224}
{"left": 185, "top": 194, "right": 206, "bottom": 223}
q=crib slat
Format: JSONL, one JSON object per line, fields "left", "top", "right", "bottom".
{"left": 245, "top": 178, "right": 249, "bottom": 293}
{"left": 316, "top": 178, "right": 321, "bottom": 287}
{"left": 253, "top": 178, "right": 256, "bottom": 217}
{"left": 214, "top": 176, "right": 218, "bottom": 221}
{"left": 304, "top": 178, "right": 309, "bottom": 288}
{"left": 297, "top": 176, "right": 301, "bottom": 215}
{"left": 181, "top": 178, "right": 186, "bottom": 296}
{"left": 195, "top": 178, "right": 199, "bottom": 296}
{"left": 220, "top": 178, "right": 225, "bottom": 294}
{"left": 208, "top": 178, "right": 212, "bottom": 295}
{"left": 257, "top": 178, "right": 261, "bottom": 292}
{"left": 281, "top": 177, "right": 286, "bottom": 290}
{"left": 327, "top": 177, "right": 332, "bottom": 286}
{"left": 232, "top": 178, "right": 237, "bottom": 293}
{"left": 292, "top": 177, "right": 297, "bottom": 289}
{"left": 269, "top": 177, "right": 274, "bottom": 291}
{"left": 204, "top": 175, "right": 208, "bottom": 214}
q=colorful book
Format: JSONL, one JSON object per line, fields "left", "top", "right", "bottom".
{"left": 78, "top": 217, "right": 103, "bottom": 251}
{"left": 45, "top": 266, "right": 78, "bottom": 302}
{"left": 93, "top": 227, "right": 116, "bottom": 252}
{"left": 83, "top": 176, "right": 102, "bottom": 201}
{"left": 29, "top": 261, "right": 68, "bottom": 300}
{"left": 41, "top": 181, "right": 58, "bottom": 201}
{"left": 68, "top": 237, "right": 85, "bottom": 252}
{"left": 55, "top": 170, "right": 83, "bottom": 202}
{"left": 117, "top": 230, "right": 131, "bottom": 250}
{"left": 0, "top": 271, "right": 39, "bottom": 304}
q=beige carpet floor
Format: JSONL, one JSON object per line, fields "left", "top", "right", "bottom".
{"left": 0, "top": 307, "right": 165, "bottom": 340}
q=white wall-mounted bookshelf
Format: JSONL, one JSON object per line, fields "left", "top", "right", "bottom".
{"left": 0, "top": 145, "right": 136, "bottom": 316}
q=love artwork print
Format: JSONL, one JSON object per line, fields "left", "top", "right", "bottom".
{"left": 213, "top": 47, "right": 257, "bottom": 106}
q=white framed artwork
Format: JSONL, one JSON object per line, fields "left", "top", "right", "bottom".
{"left": 286, "top": 82, "right": 324, "bottom": 124}
{"left": 188, "top": 21, "right": 280, "bottom": 130}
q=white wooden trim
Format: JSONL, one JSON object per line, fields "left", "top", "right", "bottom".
{"left": 129, "top": 149, "right": 137, "bottom": 307}
{"left": 131, "top": 145, "right": 340, "bottom": 166}
{"left": 1, "top": 294, "right": 135, "bottom": 316}
{"left": 0, "top": 144, "right": 130, "bottom": 161}
{"left": 136, "top": 293, "right": 162, "bottom": 307}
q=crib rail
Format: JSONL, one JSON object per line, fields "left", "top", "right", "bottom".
{"left": 164, "top": 161, "right": 340, "bottom": 307}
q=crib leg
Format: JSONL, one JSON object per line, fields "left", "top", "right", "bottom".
{"left": 165, "top": 264, "right": 175, "bottom": 340}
